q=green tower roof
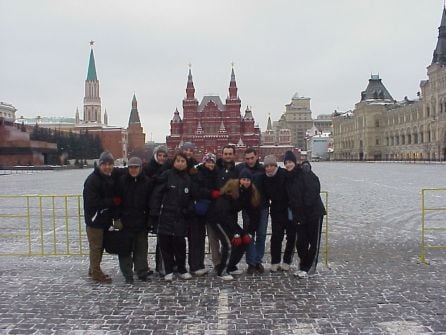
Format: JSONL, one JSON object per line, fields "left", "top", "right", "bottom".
{"left": 86, "top": 49, "right": 97, "bottom": 81}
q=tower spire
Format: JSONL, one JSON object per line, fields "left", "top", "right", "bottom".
{"left": 186, "top": 64, "right": 196, "bottom": 100}
{"left": 432, "top": 7, "right": 446, "bottom": 65}
{"left": 128, "top": 94, "right": 141, "bottom": 125}
{"left": 228, "top": 62, "right": 238, "bottom": 99}
{"left": 267, "top": 114, "right": 272, "bottom": 130}
{"left": 87, "top": 43, "right": 97, "bottom": 81}
{"left": 83, "top": 41, "right": 101, "bottom": 123}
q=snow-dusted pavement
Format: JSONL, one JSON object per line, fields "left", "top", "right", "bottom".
{"left": 0, "top": 163, "right": 446, "bottom": 334}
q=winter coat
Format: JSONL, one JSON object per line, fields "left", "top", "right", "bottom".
{"left": 286, "top": 165, "right": 325, "bottom": 223}
{"left": 150, "top": 168, "right": 195, "bottom": 237}
{"left": 215, "top": 158, "right": 239, "bottom": 188}
{"left": 83, "top": 168, "right": 115, "bottom": 229}
{"left": 209, "top": 179, "right": 261, "bottom": 236}
{"left": 263, "top": 166, "right": 289, "bottom": 222}
{"left": 143, "top": 157, "right": 164, "bottom": 180}
{"left": 115, "top": 171, "right": 153, "bottom": 232}
{"left": 236, "top": 161, "right": 268, "bottom": 208}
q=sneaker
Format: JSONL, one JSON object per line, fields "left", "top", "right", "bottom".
{"left": 294, "top": 270, "right": 308, "bottom": 278}
{"left": 255, "top": 263, "right": 265, "bottom": 274}
{"left": 218, "top": 273, "right": 234, "bottom": 281}
{"left": 228, "top": 269, "right": 243, "bottom": 275}
{"left": 247, "top": 265, "right": 256, "bottom": 274}
{"left": 178, "top": 272, "right": 192, "bottom": 280}
{"left": 125, "top": 276, "right": 134, "bottom": 284}
{"left": 281, "top": 263, "right": 290, "bottom": 271}
{"left": 193, "top": 268, "right": 208, "bottom": 276}
{"left": 270, "top": 264, "right": 280, "bottom": 272}
{"left": 164, "top": 273, "right": 174, "bottom": 281}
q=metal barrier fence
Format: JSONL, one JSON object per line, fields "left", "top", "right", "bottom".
{"left": 420, "top": 188, "right": 446, "bottom": 264}
{"left": 0, "top": 193, "right": 330, "bottom": 267}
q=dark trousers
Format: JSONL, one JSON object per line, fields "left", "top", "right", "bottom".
{"left": 188, "top": 216, "right": 206, "bottom": 272}
{"left": 158, "top": 234, "right": 187, "bottom": 275}
{"left": 118, "top": 230, "right": 149, "bottom": 279}
{"left": 210, "top": 222, "right": 247, "bottom": 275}
{"left": 270, "top": 215, "right": 297, "bottom": 265}
{"left": 296, "top": 215, "right": 324, "bottom": 272}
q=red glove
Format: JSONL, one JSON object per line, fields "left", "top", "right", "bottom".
{"left": 242, "top": 234, "right": 252, "bottom": 245}
{"left": 112, "top": 196, "right": 122, "bottom": 206}
{"left": 211, "top": 189, "right": 221, "bottom": 199}
{"left": 231, "top": 234, "right": 242, "bottom": 246}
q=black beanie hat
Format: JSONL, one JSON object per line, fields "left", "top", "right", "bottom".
{"left": 239, "top": 168, "right": 253, "bottom": 180}
{"left": 283, "top": 151, "right": 297, "bottom": 164}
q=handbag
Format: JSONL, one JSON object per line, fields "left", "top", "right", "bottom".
{"left": 194, "top": 199, "right": 211, "bottom": 216}
{"left": 103, "top": 228, "right": 132, "bottom": 255}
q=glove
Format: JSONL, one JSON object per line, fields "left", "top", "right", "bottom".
{"left": 242, "top": 234, "right": 252, "bottom": 245}
{"left": 231, "top": 234, "right": 242, "bottom": 246}
{"left": 211, "top": 189, "right": 221, "bottom": 199}
{"left": 113, "top": 219, "right": 123, "bottom": 230}
{"left": 112, "top": 196, "right": 122, "bottom": 206}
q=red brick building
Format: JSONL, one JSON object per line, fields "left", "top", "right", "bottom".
{"left": 166, "top": 67, "right": 261, "bottom": 160}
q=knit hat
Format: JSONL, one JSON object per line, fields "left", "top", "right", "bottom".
{"left": 283, "top": 151, "right": 297, "bottom": 164}
{"left": 180, "top": 142, "right": 195, "bottom": 151}
{"left": 202, "top": 153, "right": 217, "bottom": 163}
{"left": 154, "top": 145, "right": 168, "bottom": 156}
{"left": 98, "top": 151, "right": 114, "bottom": 165}
{"left": 239, "top": 168, "right": 253, "bottom": 180}
{"left": 263, "top": 154, "right": 277, "bottom": 166}
{"left": 128, "top": 156, "right": 142, "bottom": 167}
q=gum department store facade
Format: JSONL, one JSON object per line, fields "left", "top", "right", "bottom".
{"left": 332, "top": 8, "right": 446, "bottom": 161}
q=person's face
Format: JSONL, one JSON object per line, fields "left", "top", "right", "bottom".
{"left": 99, "top": 162, "right": 113, "bottom": 176}
{"left": 265, "top": 164, "right": 277, "bottom": 175}
{"left": 284, "top": 160, "right": 296, "bottom": 171}
{"left": 244, "top": 152, "right": 257, "bottom": 168}
{"left": 204, "top": 160, "right": 216, "bottom": 170}
{"left": 174, "top": 156, "right": 187, "bottom": 171}
{"left": 183, "top": 148, "right": 194, "bottom": 159}
{"left": 240, "top": 178, "right": 252, "bottom": 188}
{"left": 156, "top": 152, "right": 167, "bottom": 164}
{"left": 128, "top": 165, "right": 140, "bottom": 177}
{"left": 222, "top": 148, "right": 235, "bottom": 163}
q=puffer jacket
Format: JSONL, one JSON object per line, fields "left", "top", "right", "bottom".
{"left": 115, "top": 171, "right": 153, "bottom": 232}
{"left": 150, "top": 168, "right": 195, "bottom": 236}
{"left": 263, "top": 166, "right": 289, "bottom": 222}
{"left": 83, "top": 168, "right": 115, "bottom": 229}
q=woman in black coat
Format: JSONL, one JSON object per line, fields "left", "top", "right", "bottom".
{"left": 150, "top": 152, "right": 195, "bottom": 281}
{"left": 284, "top": 151, "right": 325, "bottom": 279}
{"left": 208, "top": 169, "right": 261, "bottom": 281}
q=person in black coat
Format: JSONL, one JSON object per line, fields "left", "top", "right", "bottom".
{"left": 262, "top": 154, "right": 297, "bottom": 272}
{"left": 83, "top": 151, "right": 120, "bottom": 284}
{"left": 114, "top": 157, "right": 154, "bottom": 283}
{"left": 188, "top": 153, "right": 221, "bottom": 276}
{"left": 208, "top": 169, "right": 261, "bottom": 281}
{"left": 284, "top": 151, "right": 326, "bottom": 278}
{"left": 150, "top": 152, "right": 195, "bottom": 281}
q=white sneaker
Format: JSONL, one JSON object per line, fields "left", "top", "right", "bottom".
{"left": 281, "top": 263, "right": 290, "bottom": 271}
{"left": 164, "top": 273, "right": 174, "bottom": 281}
{"left": 270, "top": 264, "right": 280, "bottom": 272}
{"left": 294, "top": 270, "right": 308, "bottom": 278}
{"left": 228, "top": 269, "right": 243, "bottom": 275}
{"left": 179, "top": 272, "right": 192, "bottom": 280}
{"left": 193, "top": 268, "right": 208, "bottom": 276}
{"left": 218, "top": 273, "right": 234, "bottom": 281}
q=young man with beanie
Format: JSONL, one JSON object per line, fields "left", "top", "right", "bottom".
{"left": 236, "top": 147, "right": 268, "bottom": 274}
{"left": 114, "top": 156, "right": 154, "bottom": 283}
{"left": 263, "top": 154, "right": 297, "bottom": 272}
{"left": 284, "top": 150, "right": 326, "bottom": 278}
{"left": 83, "top": 151, "right": 117, "bottom": 283}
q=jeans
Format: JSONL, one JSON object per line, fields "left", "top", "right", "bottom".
{"left": 244, "top": 207, "right": 269, "bottom": 266}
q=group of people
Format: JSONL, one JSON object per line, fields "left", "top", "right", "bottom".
{"left": 82, "top": 143, "right": 326, "bottom": 284}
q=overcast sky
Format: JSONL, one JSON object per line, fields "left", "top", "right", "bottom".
{"left": 1, "top": 1, "right": 443, "bottom": 142}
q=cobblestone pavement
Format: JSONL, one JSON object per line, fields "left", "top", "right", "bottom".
{"left": 1, "top": 238, "right": 446, "bottom": 335}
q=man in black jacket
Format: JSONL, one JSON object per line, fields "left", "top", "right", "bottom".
{"left": 115, "top": 157, "right": 153, "bottom": 283}
{"left": 83, "top": 151, "right": 117, "bottom": 284}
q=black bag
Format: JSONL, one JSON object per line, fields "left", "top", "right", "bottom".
{"left": 103, "top": 229, "right": 132, "bottom": 255}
